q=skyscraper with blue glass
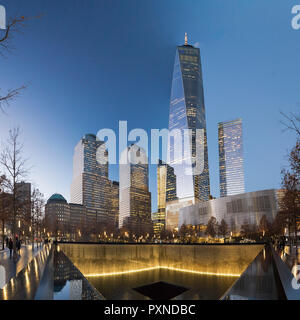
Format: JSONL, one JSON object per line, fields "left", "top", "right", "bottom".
{"left": 218, "top": 118, "right": 245, "bottom": 197}
{"left": 166, "top": 35, "right": 210, "bottom": 209}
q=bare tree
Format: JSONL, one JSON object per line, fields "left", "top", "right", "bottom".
{"left": 0, "top": 191, "right": 11, "bottom": 250}
{"left": 179, "top": 224, "right": 188, "bottom": 240}
{"left": 0, "top": 86, "right": 27, "bottom": 113}
{"left": 240, "top": 221, "right": 259, "bottom": 240}
{"left": 289, "top": 141, "right": 300, "bottom": 179}
{"left": 258, "top": 215, "right": 271, "bottom": 238}
{"left": 0, "top": 174, "right": 6, "bottom": 192}
{"left": 218, "top": 219, "right": 229, "bottom": 239}
{"left": 280, "top": 170, "right": 300, "bottom": 244}
{"left": 31, "top": 188, "right": 44, "bottom": 250}
{"left": 279, "top": 112, "right": 300, "bottom": 255}
{"left": 0, "top": 14, "right": 41, "bottom": 112}
{"left": 0, "top": 128, "right": 29, "bottom": 258}
{"left": 0, "top": 16, "right": 30, "bottom": 112}
{"left": 160, "top": 228, "right": 173, "bottom": 241}
{"left": 270, "top": 213, "right": 286, "bottom": 237}
{"left": 279, "top": 132, "right": 300, "bottom": 247}
{"left": 205, "top": 217, "right": 217, "bottom": 239}
{"left": 280, "top": 112, "right": 300, "bottom": 136}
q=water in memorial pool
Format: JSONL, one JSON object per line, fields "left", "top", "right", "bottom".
{"left": 56, "top": 244, "right": 264, "bottom": 300}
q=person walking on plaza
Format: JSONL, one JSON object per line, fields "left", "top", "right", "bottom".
{"left": 16, "top": 238, "right": 21, "bottom": 256}
{"left": 5, "top": 237, "right": 8, "bottom": 248}
{"left": 8, "top": 238, "right": 13, "bottom": 259}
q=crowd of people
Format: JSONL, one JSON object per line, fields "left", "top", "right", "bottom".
{"left": 5, "top": 236, "right": 22, "bottom": 259}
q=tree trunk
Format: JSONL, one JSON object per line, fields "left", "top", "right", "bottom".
{"left": 294, "top": 211, "right": 298, "bottom": 256}
{"left": 12, "top": 208, "right": 17, "bottom": 260}
{"left": 2, "top": 219, "right": 4, "bottom": 251}
{"left": 31, "top": 226, "right": 34, "bottom": 251}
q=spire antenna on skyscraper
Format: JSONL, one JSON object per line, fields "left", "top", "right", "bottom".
{"left": 185, "top": 32, "right": 188, "bottom": 45}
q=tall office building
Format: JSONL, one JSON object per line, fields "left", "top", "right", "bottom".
{"left": 155, "top": 160, "right": 178, "bottom": 235}
{"left": 70, "top": 134, "right": 111, "bottom": 227}
{"left": 69, "top": 203, "right": 87, "bottom": 239}
{"left": 119, "top": 144, "right": 152, "bottom": 234}
{"left": 218, "top": 118, "right": 245, "bottom": 197}
{"left": 165, "top": 34, "right": 210, "bottom": 230}
{"left": 167, "top": 34, "right": 210, "bottom": 204}
{"left": 109, "top": 181, "right": 119, "bottom": 230}
{"left": 16, "top": 181, "right": 31, "bottom": 225}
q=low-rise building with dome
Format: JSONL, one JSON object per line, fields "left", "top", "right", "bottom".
{"left": 45, "top": 194, "right": 70, "bottom": 238}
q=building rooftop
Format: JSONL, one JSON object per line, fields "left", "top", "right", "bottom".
{"left": 47, "top": 193, "right": 67, "bottom": 204}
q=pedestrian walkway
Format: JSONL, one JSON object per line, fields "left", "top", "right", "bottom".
{"left": 0, "top": 243, "right": 44, "bottom": 289}
{"left": 275, "top": 245, "right": 300, "bottom": 273}
{"left": 0, "top": 244, "right": 52, "bottom": 300}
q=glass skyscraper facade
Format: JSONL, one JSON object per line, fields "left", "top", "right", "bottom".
{"left": 70, "top": 134, "right": 114, "bottom": 228}
{"left": 109, "top": 180, "right": 120, "bottom": 230}
{"left": 119, "top": 144, "right": 152, "bottom": 233}
{"left": 166, "top": 37, "right": 210, "bottom": 207}
{"left": 218, "top": 118, "right": 245, "bottom": 197}
{"left": 154, "top": 160, "right": 178, "bottom": 235}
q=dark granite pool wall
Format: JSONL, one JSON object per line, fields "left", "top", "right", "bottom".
{"left": 35, "top": 246, "right": 105, "bottom": 300}
{"left": 35, "top": 246, "right": 54, "bottom": 300}
{"left": 59, "top": 243, "right": 264, "bottom": 277}
{"left": 221, "top": 245, "right": 287, "bottom": 300}
{"left": 52, "top": 249, "right": 105, "bottom": 300}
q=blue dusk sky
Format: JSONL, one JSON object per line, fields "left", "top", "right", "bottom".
{"left": 0, "top": 0, "right": 299, "bottom": 212}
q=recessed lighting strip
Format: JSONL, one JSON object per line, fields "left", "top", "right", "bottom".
{"left": 85, "top": 266, "right": 240, "bottom": 278}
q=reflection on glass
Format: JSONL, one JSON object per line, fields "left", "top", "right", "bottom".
{"left": 167, "top": 42, "right": 210, "bottom": 204}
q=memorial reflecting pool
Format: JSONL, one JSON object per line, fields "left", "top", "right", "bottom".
{"left": 57, "top": 244, "right": 264, "bottom": 300}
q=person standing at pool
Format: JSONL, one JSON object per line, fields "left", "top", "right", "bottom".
{"left": 17, "top": 239, "right": 21, "bottom": 256}
{"left": 8, "top": 238, "right": 13, "bottom": 259}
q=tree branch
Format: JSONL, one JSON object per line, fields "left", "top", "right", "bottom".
{"left": 0, "top": 85, "right": 26, "bottom": 113}
{"left": 280, "top": 111, "right": 300, "bottom": 136}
